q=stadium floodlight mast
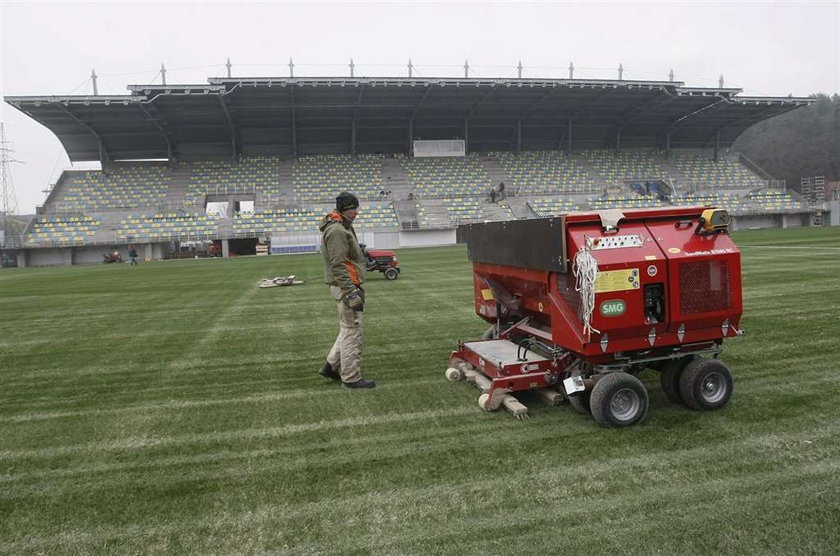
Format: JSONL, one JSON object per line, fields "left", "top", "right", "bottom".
{"left": 0, "top": 122, "right": 22, "bottom": 249}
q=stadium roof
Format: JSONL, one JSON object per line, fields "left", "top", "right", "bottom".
{"left": 5, "top": 76, "right": 813, "bottom": 162}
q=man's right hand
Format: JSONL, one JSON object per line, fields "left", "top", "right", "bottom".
{"left": 342, "top": 287, "right": 364, "bottom": 312}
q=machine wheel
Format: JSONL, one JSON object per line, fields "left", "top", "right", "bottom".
{"left": 568, "top": 392, "right": 591, "bottom": 415}
{"left": 478, "top": 393, "right": 495, "bottom": 412}
{"left": 590, "top": 372, "right": 649, "bottom": 428}
{"left": 659, "top": 355, "right": 697, "bottom": 404}
{"left": 445, "top": 367, "right": 464, "bottom": 382}
{"left": 384, "top": 267, "right": 399, "bottom": 280}
{"left": 679, "top": 358, "right": 734, "bottom": 411}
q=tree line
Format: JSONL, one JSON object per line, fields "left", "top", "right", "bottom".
{"left": 732, "top": 94, "right": 839, "bottom": 190}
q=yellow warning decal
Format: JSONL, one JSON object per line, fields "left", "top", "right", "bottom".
{"left": 595, "top": 269, "right": 640, "bottom": 293}
{"left": 644, "top": 255, "right": 657, "bottom": 260}
{"left": 481, "top": 288, "right": 494, "bottom": 301}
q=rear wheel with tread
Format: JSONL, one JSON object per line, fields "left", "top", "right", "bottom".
{"left": 590, "top": 372, "right": 649, "bottom": 428}
{"left": 679, "top": 358, "right": 734, "bottom": 411}
{"left": 660, "top": 355, "right": 697, "bottom": 404}
{"left": 384, "top": 267, "right": 399, "bottom": 280}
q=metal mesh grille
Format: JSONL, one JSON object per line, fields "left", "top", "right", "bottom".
{"left": 557, "top": 274, "right": 582, "bottom": 319}
{"left": 679, "top": 259, "right": 731, "bottom": 315}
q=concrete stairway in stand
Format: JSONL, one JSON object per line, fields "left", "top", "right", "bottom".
{"left": 480, "top": 155, "right": 510, "bottom": 192}
{"left": 165, "top": 164, "right": 198, "bottom": 211}
{"left": 381, "top": 158, "right": 413, "bottom": 200}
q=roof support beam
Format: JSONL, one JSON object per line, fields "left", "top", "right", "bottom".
{"left": 569, "top": 88, "right": 621, "bottom": 122}
{"left": 464, "top": 86, "right": 499, "bottom": 120}
{"left": 669, "top": 96, "right": 730, "bottom": 134}
{"left": 290, "top": 85, "right": 297, "bottom": 157}
{"left": 519, "top": 86, "right": 565, "bottom": 120}
{"left": 410, "top": 87, "right": 434, "bottom": 119}
{"left": 463, "top": 119, "right": 469, "bottom": 151}
{"left": 217, "top": 95, "right": 238, "bottom": 160}
{"left": 351, "top": 84, "right": 365, "bottom": 155}
{"left": 407, "top": 118, "right": 413, "bottom": 151}
{"left": 616, "top": 90, "right": 676, "bottom": 131}
{"left": 138, "top": 102, "right": 174, "bottom": 161}
{"left": 57, "top": 103, "right": 110, "bottom": 164}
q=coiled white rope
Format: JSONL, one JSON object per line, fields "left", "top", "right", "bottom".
{"left": 573, "top": 242, "right": 600, "bottom": 341}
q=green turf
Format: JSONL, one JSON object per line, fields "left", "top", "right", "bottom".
{"left": 1, "top": 227, "right": 839, "bottom": 554}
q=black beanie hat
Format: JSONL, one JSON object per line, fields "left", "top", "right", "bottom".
{"left": 336, "top": 191, "right": 360, "bottom": 212}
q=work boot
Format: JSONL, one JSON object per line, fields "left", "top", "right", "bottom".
{"left": 342, "top": 379, "right": 376, "bottom": 389}
{"left": 318, "top": 362, "right": 341, "bottom": 381}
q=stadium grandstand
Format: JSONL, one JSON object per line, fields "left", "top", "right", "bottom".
{"left": 4, "top": 74, "right": 824, "bottom": 266}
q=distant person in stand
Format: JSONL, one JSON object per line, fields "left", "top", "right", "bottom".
{"left": 128, "top": 246, "right": 139, "bottom": 266}
{"left": 490, "top": 188, "right": 497, "bottom": 203}
{"left": 498, "top": 181, "right": 506, "bottom": 200}
{"left": 317, "top": 191, "right": 375, "bottom": 389}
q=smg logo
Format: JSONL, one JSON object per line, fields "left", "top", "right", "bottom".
{"left": 600, "top": 299, "right": 626, "bottom": 317}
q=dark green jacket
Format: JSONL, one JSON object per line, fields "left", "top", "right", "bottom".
{"left": 320, "top": 211, "right": 366, "bottom": 295}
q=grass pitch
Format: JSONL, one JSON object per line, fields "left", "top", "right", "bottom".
{"left": 1, "top": 227, "right": 839, "bottom": 554}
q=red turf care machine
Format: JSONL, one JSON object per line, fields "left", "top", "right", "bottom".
{"left": 446, "top": 206, "right": 743, "bottom": 427}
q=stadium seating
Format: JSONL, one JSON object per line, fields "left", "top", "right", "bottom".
{"left": 53, "top": 166, "right": 170, "bottom": 211}
{"left": 742, "top": 190, "right": 805, "bottom": 212}
{"left": 580, "top": 150, "right": 667, "bottom": 186}
{"left": 671, "top": 192, "right": 741, "bottom": 211}
{"left": 232, "top": 203, "right": 398, "bottom": 236}
{"left": 671, "top": 153, "right": 765, "bottom": 189}
{"left": 494, "top": 151, "right": 598, "bottom": 195}
{"left": 117, "top": 213, "right": 220, "bottom": 240}
{"left": 28, "top": 151, "right": 796, "bottom": 250}
{"left": 354, "top": 203, "right": 399, "bottom": 229}
{"left": 292, "top": 155, "right": 385, "bottom": 203}
{"left": 588, "top": 195, "right": 666, "bottom": 210}
{"left": 188, "top": 157, "right": 282, "bottom": 196}
{"left": 26, "top": 215, "right": 99, "bottom": 245}
{"left": 527, "top": 197, "right": 580, "bottom": 217}
{"left": 233, "top": 208, "right": 319, "bottom": 235}
{"left": 402, "top": 155, "right": 493, "bottom": 198}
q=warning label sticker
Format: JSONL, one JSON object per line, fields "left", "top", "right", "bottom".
{"left": 595, "top": 269, "right": 640, "bottom": 293}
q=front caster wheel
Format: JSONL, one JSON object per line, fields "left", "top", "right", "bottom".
{"left": 590, "top": 372, "right": 649, "bottom": 428}
{"left": 679, "top": 358, "right": 734, "bottom": 411}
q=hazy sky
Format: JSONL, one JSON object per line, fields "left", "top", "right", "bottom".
{"left": 2, "top": 1, "right": 838, "bottom": 214}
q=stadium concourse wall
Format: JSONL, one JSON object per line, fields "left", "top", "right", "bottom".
{"left": 17, "top": 243, "right": 166, "bottom": 267}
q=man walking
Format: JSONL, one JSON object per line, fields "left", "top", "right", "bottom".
{"left": 318, "top": 192, "right": 376, "bottom": 389}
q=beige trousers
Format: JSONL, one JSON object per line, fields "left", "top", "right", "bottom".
{"left": 326, "top": 285, "right": 364, "bottom": 383}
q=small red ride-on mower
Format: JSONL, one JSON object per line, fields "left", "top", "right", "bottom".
{"left": 361, "top": 244, "right": 401, "bottom": 280}
{"left": 446, "top": 207, "right": 743, "bottom": 427}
